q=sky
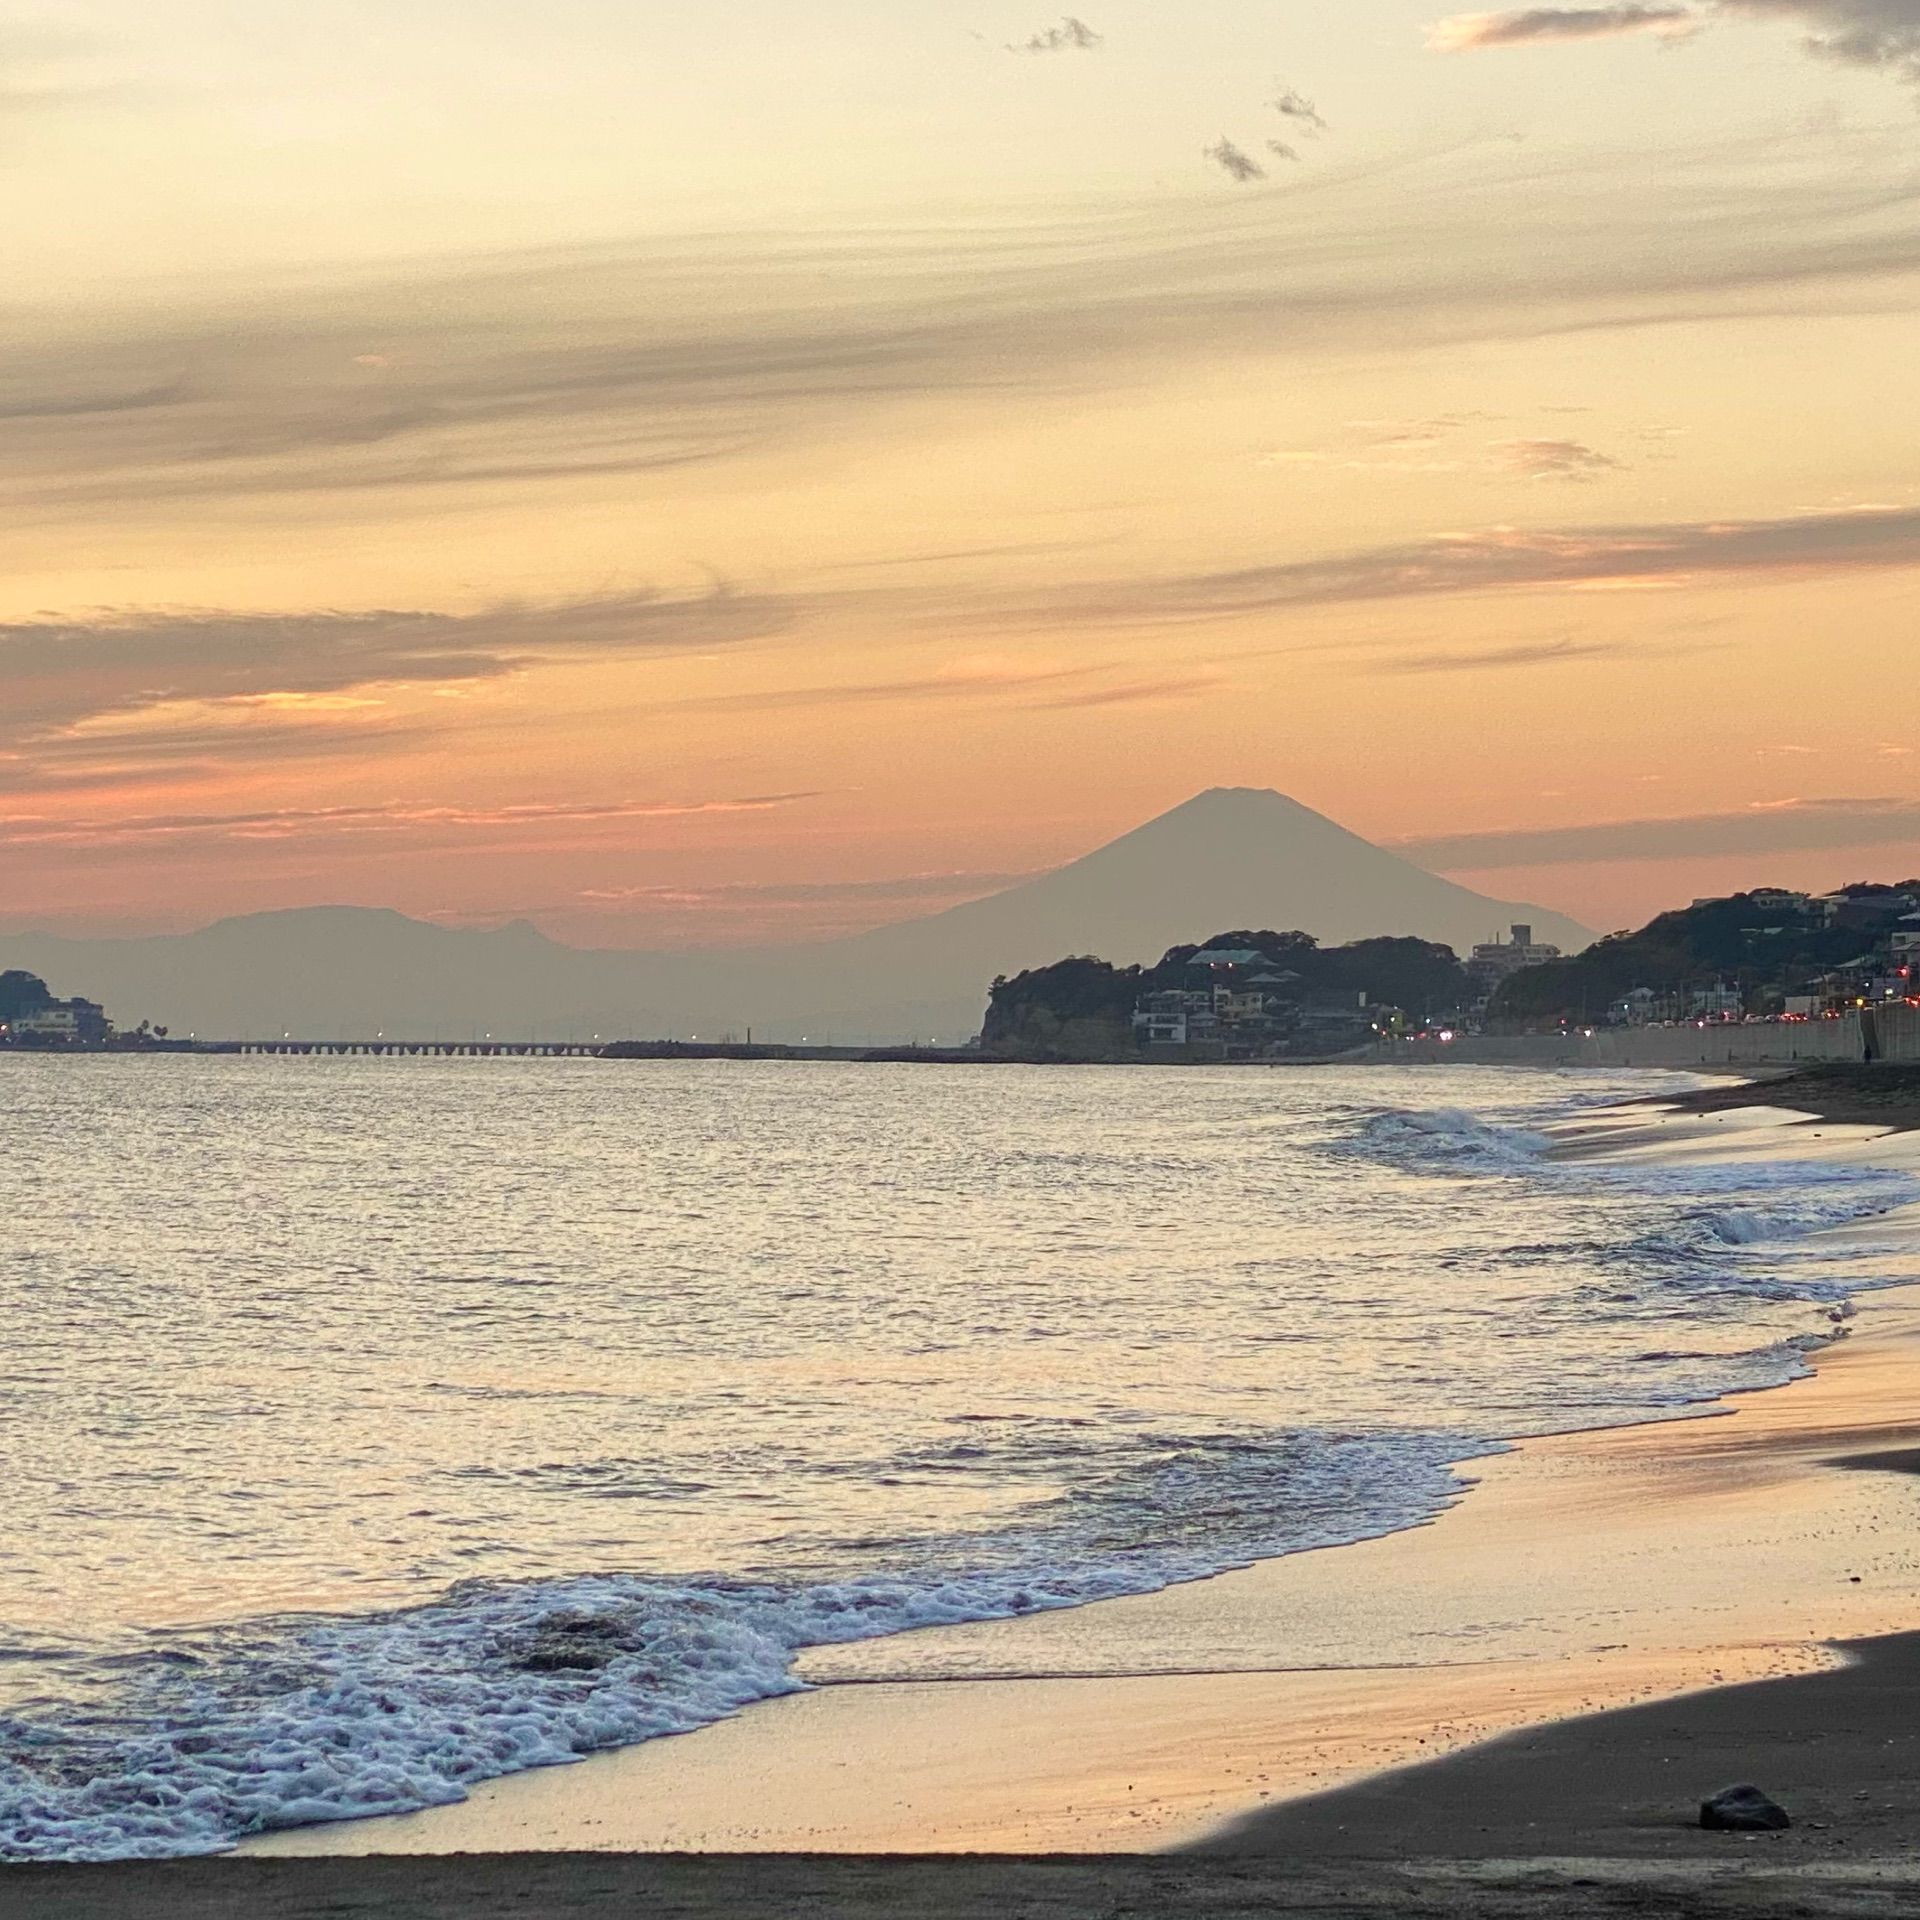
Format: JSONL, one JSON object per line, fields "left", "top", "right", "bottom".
{"left": 4, "top": 0, "right": 1918, "bottom": 946}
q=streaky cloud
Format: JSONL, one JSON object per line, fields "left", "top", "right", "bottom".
{"left": 1497, "top": 436, "right": 1626, "bottom": 478}
{"left": 0, "top": 588, "right": 797, "bottom": 744}
{"left": 1400, "top": 797, "right": 1920, "bottom": 867}
{"left": 1430, "top": 7, "right": 1698, "bottom": 49}
{"left": 7, "top": 140, "right": 1920, "bottom": 526}
{"left": 1434, "top": 2, "right": 1920, "bottom": 83}
{"left": 577, "top": 872, "right": 1038, "bottom": 909}
{"left": 1371, "top": 637, "right": 1626, "bottom": 671}
{"left": 984, "top": 504, "right": 1920, "bottom": 626}
{"left": 0, "top": 793, "right": 824, "bottom": 849}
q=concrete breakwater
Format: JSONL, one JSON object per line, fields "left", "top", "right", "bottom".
{"left": 1378, "top": 1005, "right": 1920, "bottom": 1071}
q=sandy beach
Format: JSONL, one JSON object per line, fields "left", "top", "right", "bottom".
{"left": 12, "top": 1080, "right": 1920, "bottom": 1915}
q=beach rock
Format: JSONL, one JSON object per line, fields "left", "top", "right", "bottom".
{"left": 516, "top": 1637, "right": 613, "bottom": 1673}
{"left": 1700, "top": 1785, "right": 1792, "bottom": 1832}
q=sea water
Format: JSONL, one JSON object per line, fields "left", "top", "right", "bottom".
{"left": 0, "top": 1055, "right": 1913, "bottom": 1859}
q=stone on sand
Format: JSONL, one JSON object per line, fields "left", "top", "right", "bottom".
{"left": 1700, "top": 1784, "right": 1792, "bottom": 1832}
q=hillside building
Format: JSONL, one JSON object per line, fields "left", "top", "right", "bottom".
{"left": 1468, "top": 924, "right": 1562, "bottom": 994}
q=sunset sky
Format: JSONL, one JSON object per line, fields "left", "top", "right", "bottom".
{"left": 5, "top": 0, "right": 1918, "bottom": 946}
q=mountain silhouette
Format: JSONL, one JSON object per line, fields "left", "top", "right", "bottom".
{"left": 2, "top": 789, "right": 1592, "bottom": 1041}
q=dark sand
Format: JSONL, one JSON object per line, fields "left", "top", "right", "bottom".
{"left": 1199, "top": 1627, "right": 1920, "bottom": 1864}
{"left": 6, "top": 1852, "right": 1919, "bottom": 1920}
{"left": 1674, "top": 1064, "right": 1920, "bottom": 1132}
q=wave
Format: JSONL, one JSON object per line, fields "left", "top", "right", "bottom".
{"left": 0, "top": 1428, "right": 1479, "bottom": 1861}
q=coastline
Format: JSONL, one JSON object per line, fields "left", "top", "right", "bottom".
{"left": 1669, "top": 1063, "right": 1920, "bottom": 1132}
{"left": 235, "top": 1096, "right": 1920, "bottom": 1862}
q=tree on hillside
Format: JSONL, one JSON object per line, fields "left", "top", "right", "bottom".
{"left": 0, "top": 970, "right": 54, "bottom": 1023}
{"left": 1492, "top": 887, "right": 1908, "bottom": 1024}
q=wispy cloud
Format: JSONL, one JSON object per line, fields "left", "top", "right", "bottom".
{"left": 668, "top": 658, "right": 1216, "bottom": 715}
{"left": 0, "top": 793, "right": 822, "bottom": 850}
{"left": 1204, "top": 138, "right": 1266, "bottom": 182}
{"left": 1030, "top": 671, "right": 1224, "bottom": 707}
{"left": 1264, "top": 419, "right": 1631, "bottom": 481}
{"left": 1271, "top": 86, "right": 1329, "bottom": 130}
{"left": 0, "top": 21, "right": 116, "bottom": 115}
{"left": 1430, "top": 7, "right": 1698, "bottom": 49}
{"left": 993, "top": 504, "right": 1920, "bottom": 626}
{"left": 0, "top": 587, "right": 796, "bottom": 745}
{"left": 1399, "top": 796, "right": 1920, "bottom": 867}
{"left": 1433, "top": 2, "right": 1920, "bottom": 84}
{"left": 0, "top": 716, "right": 428, "bottom": 799}
{"left": 670, "top": 661, "right": 1104, "bottom": 714}
{"left": 578, "top": 871, "right": 1034, "bottom": 909}
{"left": 8, "top": 149, "right": 1920, "bottom": 524}
{"left": 1496, "top": 436, "right": 1626, "bottom": 479}
{"left": 1372, "top": 637, "right": 1626, "bottom": 671}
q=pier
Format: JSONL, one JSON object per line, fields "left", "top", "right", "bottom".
{"left": 203, "top": 1041, "right": 606, "bottom": 1057}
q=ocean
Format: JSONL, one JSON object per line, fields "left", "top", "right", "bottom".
{"left": 0, "top": 1055, "right": 1914, "bottom": 1860}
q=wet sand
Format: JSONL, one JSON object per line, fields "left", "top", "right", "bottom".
{"left": 1673, "top": 1063, "right": 1920, "bottom": 1132}
{"left": 9, "top": 1852, "right": 1919, "bottom": 1919}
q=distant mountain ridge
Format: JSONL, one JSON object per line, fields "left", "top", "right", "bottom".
{"left": 0, "top": 789, "right": 1593, "bottom": 1041}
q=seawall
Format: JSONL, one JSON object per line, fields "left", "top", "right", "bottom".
{"left": 1377, "top": 1004, "right": 1920, "bottom": 1070}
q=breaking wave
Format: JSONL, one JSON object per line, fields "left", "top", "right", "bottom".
{"left": 0, "top": 1428, "right": 1477, "bottom": 1861}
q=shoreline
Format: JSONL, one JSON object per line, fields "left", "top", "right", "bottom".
{"left": 1668, "top": 1063, "right": 1920, "bottom": 1132}
{"left": 234, "top": 1097, "right": 1920, "bottom": 1862}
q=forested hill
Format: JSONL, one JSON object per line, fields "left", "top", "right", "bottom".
{"left": 1493, "top": 885, "right": 1918, "bottom": 1023}
{"left": 0, "top": 970, "right": 54, "bottom": 1023}
{"left": 982, "top": 931, "right": 1466, "bottom": 1059}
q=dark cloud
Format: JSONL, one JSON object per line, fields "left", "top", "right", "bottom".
{"left": 1010, "top": 16, "right": 1101, "bottom": 52}
{"left": 0, "top": 588, "right": 796, "bottom": 744}
{"left": 1266, "top": 140, "right": 1303, "bottom": 163}
{"left": 1272, "top": 87, "right": 1329, "bottom": 130}
{"left": 1400, "top": 797, "right": 1920, "bottom": 868}
{"left": 1727, "top": 0, "right": 1920, "bottom": 82}
{"left": 1204, "top": 138, "right": 1266, "bottom": 181}
{"left": 994, "top": 505, "right": 1920, "bottom": 626}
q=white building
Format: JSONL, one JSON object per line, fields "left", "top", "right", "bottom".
{"left": 1468, "top": 924, "right": 1562, "bottom": 992}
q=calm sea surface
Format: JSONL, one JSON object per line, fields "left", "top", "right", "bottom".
{"left": 0, "top": 1055, "right": 1914, "bottom": 1858}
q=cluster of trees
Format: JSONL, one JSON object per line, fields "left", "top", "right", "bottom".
{"left": 983, "top": 930, "right": 1469, "bottom": 1058}
{"left": 0, "top": 970, "right": 54, "bottom": 1024}
{"left": 1492, "top": 886, "right": 1918, "bottom": 1024}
